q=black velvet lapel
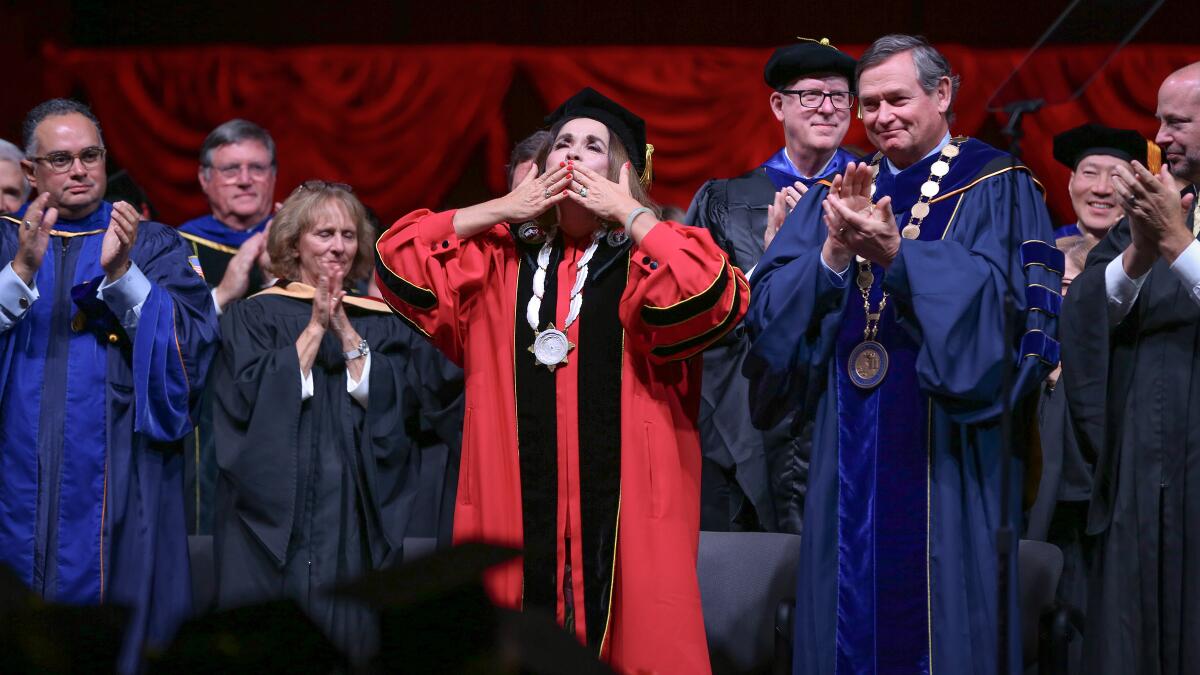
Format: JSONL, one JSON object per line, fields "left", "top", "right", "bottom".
{"left": 514, "top": 245, "right": 561, "bottom": 612}
{"left": 576, "top": 243, "right": 627, "bottom": 649}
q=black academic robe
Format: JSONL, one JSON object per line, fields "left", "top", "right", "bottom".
{"left": 1061, "top": 186, "right": 1200, "bottom": 675}
{"left": 211, "top": 284, "right": 462, "bottom": 664}
{"left": 686, "top": 148, "right": 859, "bottom": 534}
{"left": 1027, "top": 378, "right": 1093, "bottom": 639}
{"left": 686, "top": 168, "right": 786, "bottom": 531}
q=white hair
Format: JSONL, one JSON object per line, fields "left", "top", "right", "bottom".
{"left": 0, "top": 139, "right": 30, "bottom": 201}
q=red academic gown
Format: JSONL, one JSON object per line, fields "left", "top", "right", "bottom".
{"left": 376, "top": 209, "right": 747, "bottom": 675}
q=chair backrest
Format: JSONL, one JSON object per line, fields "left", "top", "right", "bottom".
{"left": 1018, "top": 539, "right": 1064, "bottom": 667}
{"left": 697, "top": 531, "right": 801, "bottom": 674}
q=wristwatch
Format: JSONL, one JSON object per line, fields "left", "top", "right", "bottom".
{"left": 343, "top": 338, "right": 370, "bottom": 361}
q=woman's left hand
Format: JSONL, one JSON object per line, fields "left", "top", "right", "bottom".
{"left": 566, "top": 162, "right": 643, "bottom": 224}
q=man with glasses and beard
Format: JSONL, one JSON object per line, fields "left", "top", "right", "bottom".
{"left": 684, "top": 38, "right": 858, "bottom": 533}
{"left": 0, "top": 98, "right": 217, "bottom": 672}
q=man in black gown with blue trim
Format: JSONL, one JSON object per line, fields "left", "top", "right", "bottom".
{"left": 685, "top": 38, "right": 859, "bottom": 533}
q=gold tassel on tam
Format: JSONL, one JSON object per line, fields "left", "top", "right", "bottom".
{"left": 640, "top": 144, "right": 654, "bottom": 187}
{"left": 1146, "top": 140, "right": 1163, "bottom": 175}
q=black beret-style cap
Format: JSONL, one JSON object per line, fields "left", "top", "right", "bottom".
{"left": 764, "top": 38, "right": 858, "bottom": 91}
{"left": 545, "top": 87, "right": 650, "bottom": 178}
{"left": 1053, "top": 123, "right": 1161, "bottom": 172}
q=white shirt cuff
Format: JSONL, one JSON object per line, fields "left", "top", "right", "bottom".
{"left": 0, "top": 262, "right": 39, "bottom": 332}
{"left": 1169, "top": 239, "right": 1200, "bottom": 308}
{"left": 98, "top": 262, "right": 152, "bottom": 333}
{"left": 1105, "top": 251, "right": 1147, "bottom": 326}
{"left": 299, "top": 352, "right": 371, "bottom": 407}
{"left": 820, "top": 255, "right": 850, "bottom": 288}
{"left": 300, "top": 368, "right": 315, "bottom": 401}
{"left": 211, "top": 288, "right": 224, "bottom": 316}
{"left": 346, "top": 352, "right": 371, "bottom": 408}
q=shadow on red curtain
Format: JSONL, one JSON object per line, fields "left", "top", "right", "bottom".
{"left": 41, "top": 43, "right": 1200, "bottom": 227}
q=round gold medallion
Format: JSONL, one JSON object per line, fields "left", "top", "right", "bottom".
{"left": 911, "top": 202, "right": 930, "bottom": 219}
{"left": 920, "top": 181, "right": 940, "bottom": 198}
{"left": 857, "top": 269, "right": 874, "bottom": 289}
{"left": 942, "top": 143, "right": 960, "bottom": 158}
{"left": 931, "top": 160, "right": 950, "bottom": 177}
{"left": 901, "top": 224, "right": 921, "bottom": 239}
{"left": 848, "top": 340, "right": 889, "bottom": 389}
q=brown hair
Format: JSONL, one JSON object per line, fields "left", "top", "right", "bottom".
{"left": 1056, "top": 234, "right": 1098, "bottom": 274}
{"left": 267, "top": 180, "right": 376, "bottom": 284}
{"left": 536, "top": 118, "right": 661, "bottom": 222}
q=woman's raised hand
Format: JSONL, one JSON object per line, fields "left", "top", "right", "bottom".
{"left": 309, "top": 272, "right": 334, "bottom": 331}
{"left": 452, "top": 162, "right": 572, "bottom": 238}
{"left": 566, "top": 161, "right": 642, "bottom": 224}
{"left": 503, "top": 162, "right": 574, "bottom": 222}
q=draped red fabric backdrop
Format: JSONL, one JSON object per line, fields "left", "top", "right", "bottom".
{"left": 42, "top": 43, "right": 1200, "bottom": 228}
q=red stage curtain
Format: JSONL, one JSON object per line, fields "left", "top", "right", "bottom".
{"left": 42, "top": 43, "right": 1200, "bottom": 227}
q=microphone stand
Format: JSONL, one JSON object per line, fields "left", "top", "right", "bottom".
{"left": 996, "top": 97, "right": 1042, "bottom": 675}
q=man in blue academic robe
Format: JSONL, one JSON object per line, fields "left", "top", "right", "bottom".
{"left": 0, "top": 99, "right": 218, "bottom": 672}
{"left": 684, "top": 38, "right": 859, "bottom": 533}
{"left": 744, "top": 36, "right": 1059, "bottom": 675}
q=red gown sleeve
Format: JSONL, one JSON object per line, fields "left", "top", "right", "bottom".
{"left": 619, "top": 220, "right": 749, "bottom": 362}
{"left": 374, "top": 208, "right": 507, "bottom": 365}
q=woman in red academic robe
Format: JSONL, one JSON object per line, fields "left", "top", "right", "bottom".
{"left": 375, "top": 88, "right": 747, "bottom": 675}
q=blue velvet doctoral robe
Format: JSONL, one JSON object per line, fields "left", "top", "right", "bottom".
{"left": 745, "top": 139, "right": 1060, "bottom": 675}
{"left": 0, "top": 202, "right": 218, "bottom": 671}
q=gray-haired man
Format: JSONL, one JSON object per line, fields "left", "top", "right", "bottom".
{"left": 178, "top": 119, "right": 278, "bottom": 537}
{"left": 745, "top": 35, "right": 1059, "bottom": 675}
{"left": 0, "top": 139, "right": 29, "bottom": 214}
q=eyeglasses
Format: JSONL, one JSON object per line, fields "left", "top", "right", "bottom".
{"left": 211, "top": 162, "right": 274, "bottom": 182}
{"left": 295, "top": 179, "right": 354, "bottom": 194}
{"left": 777, "top": 89, "right": 856, "bottom": 110}
{"left": 29, "top": 146, "right": 107, "bottom": 174}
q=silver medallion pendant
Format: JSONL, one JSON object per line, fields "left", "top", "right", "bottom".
{"left": 529, "top": 323, "right": 575, "bottom": 371}
{"left": 517, "top": 222, "right": 547, "bottom": 244}
{"left": 606, "top": 227, "right": 629, "bottom": 247}
{"left": 848, "top": 340, "right": 889, "bottom": 389}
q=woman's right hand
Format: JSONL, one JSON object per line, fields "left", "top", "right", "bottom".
{"left": 504, "top": 162, "right": 574, "bottom": 222}
{"left": 452, "top": 163, "right": 573, "bottom": 238}
{"left": 298, "top": 271, "right": 338, "bottom": 377}
{"left": 308, "top": 272, "right": 333, "bottom": 332}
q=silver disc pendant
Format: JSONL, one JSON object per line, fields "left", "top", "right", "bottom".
{"left": 606, "top": 227, "right": 629, "bottom": 247}
{"left": 517, "top": 222, "right": 547, "bottom": 244}
{"left": 530, "top": 324, "right": 574, "bottom": 371}
{"left": 848, "top": 340, "right": 889, "bottom": 389}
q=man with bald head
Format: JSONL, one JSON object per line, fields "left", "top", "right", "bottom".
{"left": 1061, "top": 61, "right": 1200, "bottom": 675}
